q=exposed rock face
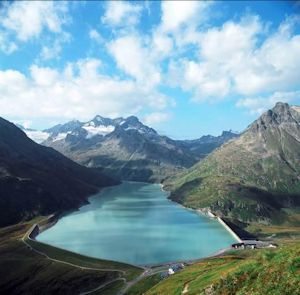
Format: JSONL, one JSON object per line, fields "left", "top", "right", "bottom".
{"left": 166, "top": 102, "right": 300, "bottom": 225}
{"left": 0, "top": 117, "right": 118, "bottom": 227}
{"left": 38, "top": 116, "right": 238, "bottom": 182}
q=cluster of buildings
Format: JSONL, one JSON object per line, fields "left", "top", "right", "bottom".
{"left": 231, "top": 240, "right": 278, "bottom": 250}
{"left": 160, "top": 263, "right": 185, "bottom": 279}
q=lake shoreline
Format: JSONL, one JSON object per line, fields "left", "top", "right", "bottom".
{"left": 27, "top": 218, "right": 233, "bottom": 269}
{"left": 34, "top": 181, "right": 240, "bottom": 267}
{"left": 160, "top": 183, "right": 243, "bottom": 243}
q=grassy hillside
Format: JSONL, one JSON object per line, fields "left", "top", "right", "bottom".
{"left": 134, "top": 243, "right": 300, "bottom": 295}
{"left": 165, "top": 103, "right": 300, "bottom": 226}
{"left": 0, "top": 117, "right": 118, "bottom": 227}
{"left": 0, "top": 219, "right": 142, "bottom": 295}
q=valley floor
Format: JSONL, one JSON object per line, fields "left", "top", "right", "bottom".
{"left": 1, "top": 212, "right": 300, "bottom": 295}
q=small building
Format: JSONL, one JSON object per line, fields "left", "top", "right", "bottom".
{"left": 231, "top": 242, "right": 245, "bottom": 249}
{"left": 168, "top": 268, "right": 175, "bottom": 275}
{"left": 268, "top": 243, "right": 278, "bottom": 248}
{"left": 172, "top": 264, "right": 184, "bottom": 272}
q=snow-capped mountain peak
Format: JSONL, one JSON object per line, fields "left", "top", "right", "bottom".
{"left": 82, "top": 123, "right": 115, "bottom": 139}
{"left": 20, "top": 114, "right": 158, "bottom": 144}
{"left": 121, "top": 116, "right": 157, "bottom": 135}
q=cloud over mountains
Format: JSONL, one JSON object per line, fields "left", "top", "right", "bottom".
{"left": 0, "top": 1, "right": 299, "bottom": 130}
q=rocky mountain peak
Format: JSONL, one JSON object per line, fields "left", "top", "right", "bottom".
{"left": 44, "top": 120, "right": 82, "bottom": 135}
{"left": 249, "top": 102, "right": 299, "bottom": 133}
{"left": 117, "top": 115, "right": 157, "bottom": 136}
{"left": 94, "top": 115, "right": 104, "bottom": 121}
{"left": 273, "top": 101, "right": 289, "bottom": 112}
{"left": 221, "top": 130, "right": 237, "bottom": 138}
{"left": 91, "top": 115, "right": 107, "bottom": 125}
{"left": 264, "top": 102, "right": 299, "bottom": 123}
{"left": 125, "top": 116, "right": 140, "bottom": 125}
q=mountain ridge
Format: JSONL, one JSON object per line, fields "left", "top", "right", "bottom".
{"left": 0, "top": 117, "right": 118, "bottom": 227}
{"left": 165, "top": 102, "right": 300, "bottom": 226}
{"left": 20, "top": 115, "right": 238, "bottom": 182}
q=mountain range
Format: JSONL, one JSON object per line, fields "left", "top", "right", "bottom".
{"left": 1, "top": 101, "right": 300, "bottom": 295}
{"left": 166, "top": 102, "right": 300, "bottom": 226}
{"left": 0, "top": 117, "right": 117, "bottom": 227}
{"left": 21, "top": 116, "right": 238, "bottom": 182}
{"left": 3, "top": 102, "right": 300, "bottom": 228}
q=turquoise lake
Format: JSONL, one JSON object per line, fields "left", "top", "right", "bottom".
{"left": 37, "top": 182, "right": 236, "bottom": 265}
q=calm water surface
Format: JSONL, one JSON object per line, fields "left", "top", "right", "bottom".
{"left": 37, "top": 182, "right": 236, "bottom": 265}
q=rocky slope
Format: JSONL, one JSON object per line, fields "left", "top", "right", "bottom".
{"left": 29, "top": 116, "right": 237, "bottom": 182}
{"left": 165, "top": 102, "right": 300, "bottom": 225}
{"left": 0, "top": 117, "right": 117, "bottom": 227}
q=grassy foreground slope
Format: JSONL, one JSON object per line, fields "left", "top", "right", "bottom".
{"left": 165, "top": 103, "right": 300, "bottom": 226}
{"left": 142, "top": 243, "right": 300, "bottom": 295}
{"left": 0, "top": 219, "right": 142, "bottom": 295}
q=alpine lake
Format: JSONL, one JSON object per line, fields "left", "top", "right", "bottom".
{"left": 37, "top": 181, "right": 236, "bottom": 265}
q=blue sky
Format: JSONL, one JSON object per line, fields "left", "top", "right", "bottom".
{"left": 0, "top": 1, "right": 300, "bottom": 139}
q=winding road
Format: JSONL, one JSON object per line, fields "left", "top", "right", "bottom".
{"left": 21, "top": 216, "right": 244, "bottom": 295}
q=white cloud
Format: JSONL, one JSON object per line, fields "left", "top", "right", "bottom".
{"left": 234, "top": 18, "right": 300, "bottom": 95}
{"left": 145, "top": 1, "right": 210, "bottom": 63}
{"left": 151, "top": 31, "right": 174, "bottom": 57}
{"left": 157, "top": 1, "right": 212, "bottom": 50}
{"left": 102, "top": 1, "right": 142, "bottom": 27}
{"left": 144, "top": 112, "right": 172, "bottom": 125}
{"left": 168, "top": 15, "right": 300, "bottom": 102}
{"left": 30, "top": 65, "right": 59, "bottom": 86}
{"left": 89, "top": 29, "right": 103, "bottom": 43}
{"left": 0, "top": 31, "right": 17, "bottom": 54}
{"left": 0, "top": 59, "right": 172, "bottom": 122}
{"left": 161, "top": 1, "right": 210, "bottom": 32}
{"left": 199, "top": 16, "right": 262, "bottom": 62}
{"left": 236, "top": 91, "right": 300, "bottom": 114}
{"left": 40, "top": 44, "right": 61, "bottom": 61}
{"left": 1, "top": 1, "right": 299, "bottom": 128}
{"left": 108, "top": 35, "right": 161, "bottom": 87}
{"left": 182, "top": 60, "right": 231, "bottom": 99}
{"left": 39, "top": 32, "right": 71, "bottom": 60}
{"left": 0, "top": 1, "right": 69, "bottom": 41}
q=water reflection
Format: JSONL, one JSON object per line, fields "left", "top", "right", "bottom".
{"left": 37, "top": 181, "right": 235, "bottom": 265}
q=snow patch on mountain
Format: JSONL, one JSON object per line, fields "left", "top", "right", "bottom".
{"left": 25, "top": 130, "right": 50, "bottom": 143}
{"left": 52, "top": 132, "right": 71, "bottom": 142}
{"left": 125, "top": 126, "right": 146, "bottom": 134}
{"left": 83, "top": 125, "right": 115, "bottom": 139}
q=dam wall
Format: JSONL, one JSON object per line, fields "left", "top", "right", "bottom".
{"left": 28, "top": 224, "right": 40, "bottom": 239}
{"left": 217, "top": 217, "right": 242, "bottom": 243}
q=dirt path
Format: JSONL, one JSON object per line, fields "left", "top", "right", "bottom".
{"left": 21, "top": 216, "right": 246, "bottom": 295}
{"left": 80, "top": 278, "right": 126, "bottom": 295}
{"left": 118, "top": 267, "right": 173, "bottom": 295}
{"left": 21, "top": 221, "right": 131, "bottom": 295}
{"left": 117, "top": 269, "right": 151, "bottom": 295}
{"left": 21, "top": 223, "right": 127, "bottom": 274}
{"left": 182, "top": 282, "right": 189, "bottom": 294}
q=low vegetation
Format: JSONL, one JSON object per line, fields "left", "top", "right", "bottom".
{"left": 0, "top": 219, "right": 142, "bottom": 295}
{"left": 127, "top": 273, "right": 162, "bottom": 295}
{"left": 165, "top": 103, "right": 300, "bottom": 228}
{"left": 137, "top": 243, "right": 300, "bottom": 295}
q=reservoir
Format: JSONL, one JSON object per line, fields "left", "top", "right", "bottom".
{"left": 37, "top": 182, "right": 236, "bottom": 265}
